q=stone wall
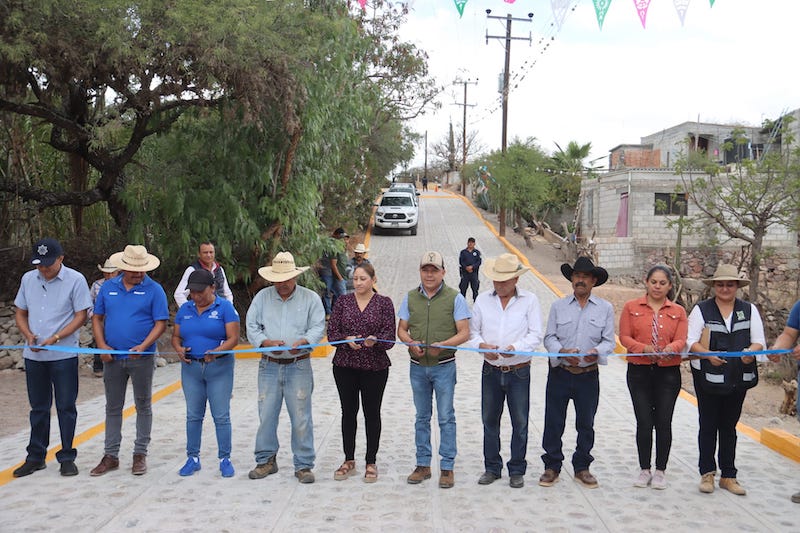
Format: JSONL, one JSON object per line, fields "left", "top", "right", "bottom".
{"left": 0, "top": 303, "right": 97, "bottom": 370}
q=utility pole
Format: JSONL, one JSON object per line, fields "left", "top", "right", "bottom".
{"left": 486, "top": 9, "right": 532, "bottom": 236}
{"left": 423, "top": 130, "right": 428, "bottom": 188}
{"left": 452, "top": 78, "right": 477, "bottom": 196}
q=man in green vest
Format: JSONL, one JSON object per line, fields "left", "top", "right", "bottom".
{"left": 397, "top": 251, "right": 471, "bottom": 488}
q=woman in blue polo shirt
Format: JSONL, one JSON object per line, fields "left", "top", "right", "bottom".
{"left": 171, "top": 269, "right": 240, "bottom": 478}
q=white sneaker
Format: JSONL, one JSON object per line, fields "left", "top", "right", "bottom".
{"left": 651, "top": 470, "right": 667, "bottom": 490}
{"left": 633, "top": 469, "right": 652, "bottom": 488}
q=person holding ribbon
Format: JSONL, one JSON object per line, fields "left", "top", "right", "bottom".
{"left": 12, "top": 238, "right": 92, "bottom": 478}
{"left": 540, "top": 256, "right": 615, "bottom": 489}
{"left": 327, "top": 263, "right": 395, "bottom": 483}
{"left": 172, "top": 269, "right": 240, "bottom": 478}
{"left": 90, "top": 245, "right": 169, "bottom": 477}
{"left": 246, "top": 251, "right": 326, "bottom": 484}
{"left": 768, "top": 299, "right": 800, "bottom": 504}
{"left": 619, "top": 265, "right": 687, "bottom": 490}
{"left": 469, "top": 253, "right": 542, "bottom": 489}
{"left": 686, "top": 264, "right": 765, "bottom": 496}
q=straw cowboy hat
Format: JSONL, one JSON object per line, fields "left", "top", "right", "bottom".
{"left": 702, "top": 264, "right": 750, "bottom": 288}
{"left": 109, "top": 245, "right": 160, "bottom": 272}
{"left": 353, "top": 243, "right": 369, "bottom": 254}
{"left": 97, "top": 258, "right": 119, "bottom": 273}
{"left": 483, "top": 253, "right": 531, "bottom": 282}
{"left": 258, "top": 251, "right": 310, "bottom": 283}
{"left": 560, "top": 256, "right": 609, "bottom": 286}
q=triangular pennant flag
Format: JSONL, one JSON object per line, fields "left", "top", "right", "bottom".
{"left": 593, "top": 0, "right": 613, "bottom": 30}
{"left": 454, "top": 0, "right": 468, "bottom": 18}
{"left": 551, "top": 0, "right": 570, "bottom": 30}
{"left": 504, "top": 0, "right": 517, "bottom": 4}
{"left": 674, "top": 0, "right": 691, "bottom": 26}
{"left": 634, "top": 0, "right": 651, "bottom": 28}
{"left": 358, "top": 0, "right": 366, "bottom": 8}
{"left": 709, "top": 0, "right": 715, "bottom": 6}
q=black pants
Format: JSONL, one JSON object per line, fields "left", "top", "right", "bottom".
{"left": 626, "top": 364, "right": 681, "bottom": 471}
{"left": 459, "top": 270, "right": 479, "bottom": 301}
{"left": 333, "top": 365, "right": 389, "bottom": 464}
{"left": 691, "top": 367, "right": 747, "bottom": 477}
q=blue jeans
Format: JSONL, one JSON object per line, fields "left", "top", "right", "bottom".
{"left": 409, "top": 361, "right": 457, "bottom": 470}
{"left": 24, "top": 357, "right": 79, "bottom": 463}
{"left": 254, "top": 358, "right": 315, "bottom": 470}
{"left": 482, "top": 362, "right": 531, "bottom": 476}
{"left": 320, "top": 274, "right": 346, "bottom": 315}
{"left": 541, "top": 366, "right": 600, "bottom": 472}
{"left": 181, "top": 355, "right": 235, "bottom": 459}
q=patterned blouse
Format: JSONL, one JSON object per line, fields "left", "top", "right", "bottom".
{"left": 327, "top": 292, "right": 396, "bottom": 371}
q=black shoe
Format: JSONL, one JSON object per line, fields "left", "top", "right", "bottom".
{"left": 509, "top": 474, "right": 525, "bottom": 488}
{"left": 60, "top": 460, "right": 78, "bottom": 476}
{"left": 13, "top": 460, "right": 46, "bottom": 478}
{"left": 477, "top": 471, "right": 501, "bottom": 485}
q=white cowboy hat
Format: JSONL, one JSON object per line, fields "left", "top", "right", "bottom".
{"left": 353, "top": 243, "right": 369, "bottom": 254}
{"left": 109, "top": 245, "right": 160, "bottom": 272}
{"left": 97, "top": 258, "right": 119, "bottom": 273}
{"left": 258, "top": 251, "right": 310, "bottom": 283}
{"left": 702, "top": 264, "right": 750, "bottom": 288}
{"left": 483, "top": 253, "right": 531, "bottom": 281}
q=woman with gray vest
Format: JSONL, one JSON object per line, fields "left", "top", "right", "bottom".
{"left": 686, "top": 264, "right": 766, "bottom": 496}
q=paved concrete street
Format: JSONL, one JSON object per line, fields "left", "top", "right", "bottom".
{"left": 0, "top": 190, "right": 798, "bottom": 532}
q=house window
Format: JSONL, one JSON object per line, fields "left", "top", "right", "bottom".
{"left": 654, "top": 193, "right": 687, "bottom": 216}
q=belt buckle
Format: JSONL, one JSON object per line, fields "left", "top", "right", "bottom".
{"left": 499, "top": 365, "right": 512, "bottom": 373}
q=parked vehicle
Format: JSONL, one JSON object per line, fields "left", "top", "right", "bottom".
{"left": 374, "top": 191, "right": 419, "bottom": 235}
{"left": 388, "top": 182, "right": 420, "bottom": 202}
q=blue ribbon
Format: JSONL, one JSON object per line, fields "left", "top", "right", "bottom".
{"left": 0, "top": 341, "right": 791, "bottom": 359}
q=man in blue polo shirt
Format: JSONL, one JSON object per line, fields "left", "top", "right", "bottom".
{"left": 13, "top": 238, "right": 92, "bottom": 478}
{"left": 90, "top": 245, "right": 169, "bottom": 476}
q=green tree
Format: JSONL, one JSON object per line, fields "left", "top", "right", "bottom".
{"left": 675, "top": 122, "right": 800, "bottom": 302}
{"left": 549, "top": 141, "right": 592, "bottom": 214}
{"left": 466, "top": 138, "right": 550, "bottom": 235}
{"left": 0, "top": 0, "right": 345, "bottom": 228}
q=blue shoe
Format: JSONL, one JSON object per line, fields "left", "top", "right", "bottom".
{"left": 179, "top": 456, "right": 201, "bottom": 476}
{"left": 220, "top": 458, "right": 235, "bottom": 478}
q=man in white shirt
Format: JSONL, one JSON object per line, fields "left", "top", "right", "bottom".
{"left": 469, "top": 253, "right": 542, "bottom": 488}
{"left": 174, "top": 242, "right": 234, "bottom": 306}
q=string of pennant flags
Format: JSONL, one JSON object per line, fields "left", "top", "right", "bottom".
{"left": 445, "top": 0, "right": 717, "bottom": 29}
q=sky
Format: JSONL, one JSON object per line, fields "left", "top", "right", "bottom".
{"left": 397, "top": 0, "right": 800, "bottom": 171}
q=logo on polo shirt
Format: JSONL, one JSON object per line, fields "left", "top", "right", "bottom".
{"left": 210, "top": 310, "right": 220, "bottom": 319}
{"left": 133, "top": 291, "right": 146, "bottom": 295}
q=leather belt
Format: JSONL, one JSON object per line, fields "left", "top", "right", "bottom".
{"left": 557, "top": 363, "right": 598, "bottom": 375}
{"left": 485, "top": 361, "right": 530, "bottom": 373}
{"left": 189, "top": 353, "right": 229, "bottom": 362}
{"left": 262, "top": 353, "right": 310, "bottom": 364}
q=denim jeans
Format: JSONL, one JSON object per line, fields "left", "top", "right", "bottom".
{"left": 541, "top": 366, "right": 599, "bottom": 472}
{"left": 409, "top": 361, "right": 457, "bottom": 470}
{"left": 103, "top": 357, "right": 155, "bottom": 457}
{"left": 626, "top": 364, "right": 681, "bottom": 471}
{"left": 254, "top": 357, "right": 315, "bottom": 471}
{"left": 333, "top": 365, "right": 389, "bottom": 464}
{"left": 24, "top": 357, "right": 79, "bottom": 463}
{"left": 181, "top": 355, "right": 235, "bottom": 459}
{"left": 482, "top": 362, "right": 531, "bottom": 476}
{"left": 691, "top": 367, "right": 746, "bottom": 477}
{"left": 320, "top": 274, "right": 346, "bottom": 315}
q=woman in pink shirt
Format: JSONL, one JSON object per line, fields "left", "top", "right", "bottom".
{"left": 619, "top": 265, "right": 687, "bottom": 490}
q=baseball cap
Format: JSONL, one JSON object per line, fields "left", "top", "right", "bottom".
{"left": 30, "top": 238, "right": 64, "bottom": 266}
{"left": 333, "top": 227, "right": 349, "bottom": 238}
{"left": 186, "top": 269, "right": 215, "bottom": 291}
{"left": 420, "top": 251, "right": 445, "bottom": 270}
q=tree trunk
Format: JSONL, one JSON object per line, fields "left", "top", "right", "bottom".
{"left": 748, "top": 232, "right": 764, "bottom": 302}
{"left": 69, "top": 153, "right": 88, "bottom": 235}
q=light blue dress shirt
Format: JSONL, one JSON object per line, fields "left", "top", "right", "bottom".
{"left": 14, "top": 265, "right": 92, "bottom": 361}
{"left": 246, "top": 284, "right": 326, "bottom": 356}
{"left": 543, "top": 293, "right": 615, "bottom": 367}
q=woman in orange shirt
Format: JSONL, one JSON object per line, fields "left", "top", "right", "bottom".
{"left": 619, "top": 265, "right": 688, "bottom": 490}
